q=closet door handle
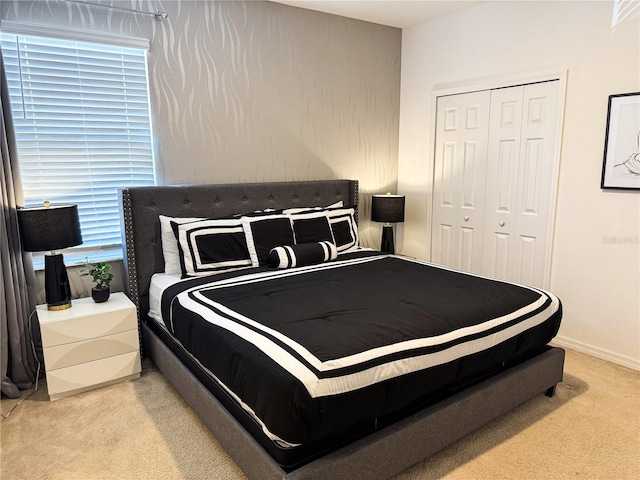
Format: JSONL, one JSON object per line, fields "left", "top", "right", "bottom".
{"left": 464, "top": 216, "right": 469, "bottom": 222}
{"left": 499, "top": 220, "right": 505, "bottom": 227}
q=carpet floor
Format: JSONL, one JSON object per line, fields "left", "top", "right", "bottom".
{"left": 1, "top": 347, "right": 639, "bottom": 479}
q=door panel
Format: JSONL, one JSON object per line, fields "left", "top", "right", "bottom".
{"left": 437, "top": 224, "right": 453, "bottom": 266}
{"left": 481, "top": 81, "right": 559, "bottom": 286}
{"left": 482, "top": 86, "right": 524, "bottom": 280}
{"left": 496, "top": 140, "right": 516, "bottom": 213}
{"left": 521, "top": 138, "right": 543, "bottom": 215}
{"left": 431, "top": 90, "right": 490, "bottom": 272}
{"left": 513, "top": 82, "right": 559, "bottom": 286}
{"left": 459, "top": 227, "right": 476, "bottom": 272}
{"left": 439, "top": 142, "right": 456, "bottom": 207}
{"left": 490, "top": 232, "right": 510, "bottom": 279}
{"left": 462, "top": 141, "right": 481, "bottom": 208}
{"left": 516, "top": 235, "right": 537, "bottom": 286}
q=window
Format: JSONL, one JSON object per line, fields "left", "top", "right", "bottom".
{"left": 1, "top": 32, "right": 156, "bottom": 267}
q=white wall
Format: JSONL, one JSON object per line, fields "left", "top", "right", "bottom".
{"left": 398, "top": 1, "right": 640, "bottom": 369}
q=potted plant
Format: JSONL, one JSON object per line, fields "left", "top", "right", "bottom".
{"left": 81, "top": 258, "right": 114, "bottom": 303}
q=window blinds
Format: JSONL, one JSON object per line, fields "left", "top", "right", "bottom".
{"left": 1, "top": 32, "right": 156, "bottom": 265}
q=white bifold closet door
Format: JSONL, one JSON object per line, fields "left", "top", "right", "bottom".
{"left": 431, "top": 80, "right": 560, "bottom": 288}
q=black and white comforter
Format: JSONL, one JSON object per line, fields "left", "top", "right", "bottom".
{"left": 160, "top": 251, "right": 561, "bottom": 450}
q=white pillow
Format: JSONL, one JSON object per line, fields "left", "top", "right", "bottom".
{"left": 159, "top": 215, "right": 204, "bottom": 274}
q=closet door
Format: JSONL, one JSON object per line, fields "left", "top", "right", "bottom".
{"left": 482, "top": 81, "right": 560, "bottom": 287}
{"left": 431, "top": 90, "right": 491, "bottom": 273}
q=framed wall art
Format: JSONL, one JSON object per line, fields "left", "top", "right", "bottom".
{"left": 601, "top": 92, "right": 640, "bottom": 190}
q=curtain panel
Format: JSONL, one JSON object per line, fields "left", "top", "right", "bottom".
{"left": 1, "top": 49, "right": 38, "bottom": 398}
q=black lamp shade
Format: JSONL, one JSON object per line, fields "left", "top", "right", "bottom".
{"left": 17, "top": 204, "right": 82, "bottom": 310}
{"left": 17, "top": 204, "right": 82, "bottom": 252}
{"left": 371, "top": 194, "right": 405, "bottom": 255}
{"left": 371, "top": 195, "right": 405, "bottom": 224}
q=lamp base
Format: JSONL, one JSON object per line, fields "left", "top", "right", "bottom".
{"left": 380, "top": 225, "right": 395, "bottom": 254}
{"left": 45, "top": 253, "right": 72, "bottom": 310}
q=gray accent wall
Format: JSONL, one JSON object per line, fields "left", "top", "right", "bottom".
{"left": 1, "top": 0, "right": 401, "bottom": 250}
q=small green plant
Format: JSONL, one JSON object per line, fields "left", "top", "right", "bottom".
{"left": 81, "top": 258, "right": 113, "bottom": 289}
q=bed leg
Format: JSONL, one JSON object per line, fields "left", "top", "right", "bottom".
{"left": 545, "top": 384, "right": 557, "bottom": 397}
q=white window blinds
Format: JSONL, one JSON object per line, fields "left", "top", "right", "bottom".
{"left": 1, "top": 32, "right": 156, "bottom": 266}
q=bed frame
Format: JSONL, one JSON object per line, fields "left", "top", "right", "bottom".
{"left": 119, "top": 179, "right": 565, "bottom": 480}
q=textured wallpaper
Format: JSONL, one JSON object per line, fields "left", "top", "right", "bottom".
{"left": 1, "top": 0, "right": 401, "bottom": 248}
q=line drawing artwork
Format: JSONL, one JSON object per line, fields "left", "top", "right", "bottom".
{"left": 613, "top": 131, "right": 640, "bottom": 176}
{"left": 601, "top": 92, "right": 640, "bottom": 189}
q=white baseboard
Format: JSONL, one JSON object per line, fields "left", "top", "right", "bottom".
{"left": 552, "top": 336, "right": 640, "bottom": 372}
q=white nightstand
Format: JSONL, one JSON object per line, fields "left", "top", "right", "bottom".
{"left": 37, "top": 292, "right": 141, "bottom": 401}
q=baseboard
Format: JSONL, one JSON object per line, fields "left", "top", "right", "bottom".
{"left": 552, "top": 336, "right": 640, "bottom": 372}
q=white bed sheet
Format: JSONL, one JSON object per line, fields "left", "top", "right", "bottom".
{"left": 148, "top": 273, "right": 182, "bottom": 323}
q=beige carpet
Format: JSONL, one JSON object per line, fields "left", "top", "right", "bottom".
{"left": 1, "top": 347, "right": 639, "bottom": 480}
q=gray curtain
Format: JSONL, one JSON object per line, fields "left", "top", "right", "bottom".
{"left": 1, "top": 49, "right": 38, "bottom": 398}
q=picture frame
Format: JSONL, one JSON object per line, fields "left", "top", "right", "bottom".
{"left": 601, "top": 92, "right": 640, "bottom": 190}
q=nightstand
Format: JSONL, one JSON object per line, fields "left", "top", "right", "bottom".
{"left": 37, "top": 292, "right": 141, "bottom": 401}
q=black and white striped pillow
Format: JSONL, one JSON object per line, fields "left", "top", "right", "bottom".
{"left": 268, "top": 241, "right": 338, "bottom": 269}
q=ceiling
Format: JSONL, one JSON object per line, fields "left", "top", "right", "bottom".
{"left": 270, "top": 1, "right": 481, "bottom": 28}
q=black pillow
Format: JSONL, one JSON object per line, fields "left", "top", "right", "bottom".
{"left": 331, "top": 218, "right": 355, "bottom": 249}
{"left": 291, "top": 215, "right": 334, "bottom": 244}
{"left": 242, "top": 215, "right": 295, "bottom": 266}
{"left": 268, "top": 241, "right": 338, "bottom": 269}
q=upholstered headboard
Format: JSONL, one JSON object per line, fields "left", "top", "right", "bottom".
{"left": 119, "top": 179, "right": 359, "bottom": 320}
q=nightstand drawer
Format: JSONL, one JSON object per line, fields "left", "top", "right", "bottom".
{"left": 39, "top": 295, "right": 137, "bottom": 346}
{"left": 46, "top": 350, "right": 141, "bottom": 397}
{"left": 43, "top": 329, "right": 139, "bottom": 370}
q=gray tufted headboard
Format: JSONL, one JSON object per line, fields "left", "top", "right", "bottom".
{"left": 119, "top": 179, "right": 359, "bottom": 320}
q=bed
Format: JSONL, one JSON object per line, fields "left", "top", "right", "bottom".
{"left": 119, "top": 179, "right": 564, "bottom": 480}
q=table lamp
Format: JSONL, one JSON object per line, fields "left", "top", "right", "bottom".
{"left": 17, "top": 202, "right": 82, "bottom": 310}
{"left": 371, "top": 193, "right": 405, "bottom": 254}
